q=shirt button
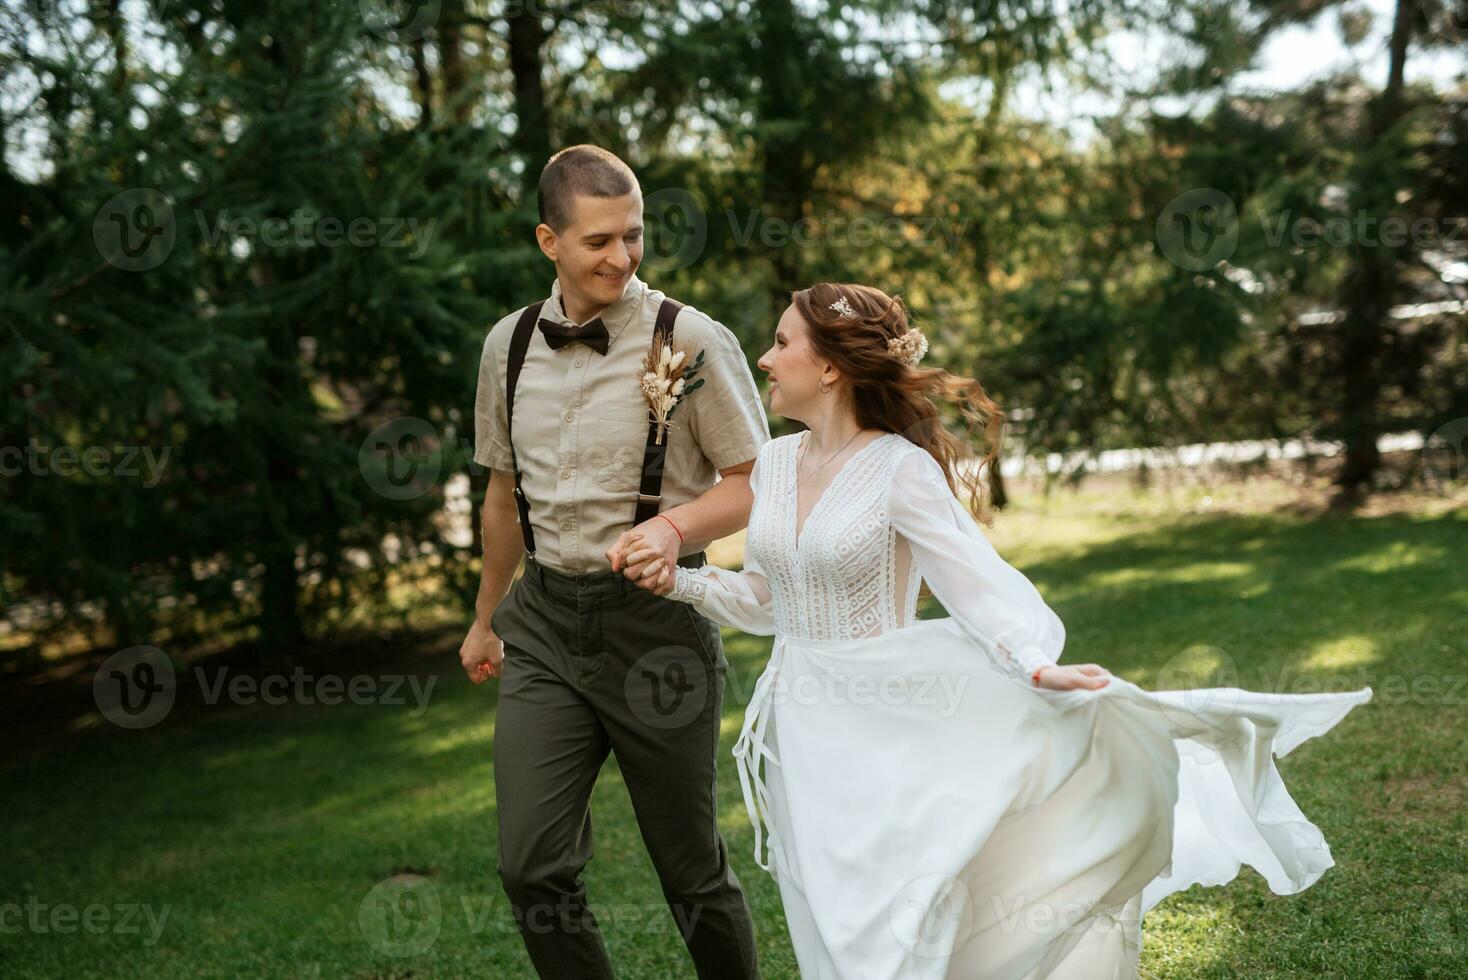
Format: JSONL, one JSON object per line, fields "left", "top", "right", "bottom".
{"left": 560, "top": 469, "right": 572, "bottom": 480}
{"left": 560, "top": 519, "right": 573, "bottom": 530}
{"left": 574, "top": 358, "right": 584, "bottom": 368}
{"left": 563, "top": 411, "right": 574, "bottom": 423}
{"left": 578, "top": 581, "right": 587, "bottom": 591}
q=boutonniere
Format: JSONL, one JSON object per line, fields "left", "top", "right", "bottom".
{"left": 639, "top": 342, "right": 706, "bottom": 445}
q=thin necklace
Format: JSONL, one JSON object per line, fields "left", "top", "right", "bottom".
{"left": 792, "top": 428, "right": 868, "bottom": 494}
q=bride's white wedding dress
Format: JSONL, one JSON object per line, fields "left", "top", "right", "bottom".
{"left": 666, "top": 430, "right": 1371, "bottom": 979}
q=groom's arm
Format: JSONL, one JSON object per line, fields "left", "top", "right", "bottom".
{"left": 474, "top": 468, "right": 527, "bottom": 628}
{"left": 658, "top": 460, "right": 756, "bottom": 551}
{"left": 470, "top": 322, "right": 527, "bottom": 628}
{"left": 610, "top": 305, "right": 768, "bottom": 577}
{"left": 658, "top": 308, "right": 767, "bottom": 549}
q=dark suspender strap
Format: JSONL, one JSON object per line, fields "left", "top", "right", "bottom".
{"left": 633, "top": 299, "right": 684, "bottom": 529}
{"left": 505, "top": 301, "right": 544, "bottom": 559}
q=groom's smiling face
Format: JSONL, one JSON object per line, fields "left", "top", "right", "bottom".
{"left": 537, "top": 190, "right": 645, "bottom": 322}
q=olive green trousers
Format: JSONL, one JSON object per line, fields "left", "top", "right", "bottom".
{"left": 490, "top": 553, "right": 760, "bottom": 979}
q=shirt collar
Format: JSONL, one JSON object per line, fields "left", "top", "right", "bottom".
{"left": 546, "top": 273, "right": 649, "bottom": 346}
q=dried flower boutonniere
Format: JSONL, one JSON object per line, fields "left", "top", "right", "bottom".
{"left": 639, "top": 342, "right": 706, "bottom": 445}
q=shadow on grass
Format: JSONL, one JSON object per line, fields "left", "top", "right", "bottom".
{"left": 1025, "top": 508, "right": 1466, "bottom": 685}
{"left": 2, "top": 504, "right": 1463, "bottom": 977}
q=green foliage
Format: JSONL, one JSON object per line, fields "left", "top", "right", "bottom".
{"left": 1, "top": 0, "right": 1462, "bottom": 650}
{"left": 2, "top": 1, "right": 512, "bottom": 651}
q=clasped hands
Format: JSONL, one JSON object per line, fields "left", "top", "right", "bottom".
{"left": 605, "top": 516, "right": 681, "bottom": 597}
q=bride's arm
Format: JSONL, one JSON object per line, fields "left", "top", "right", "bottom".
{"left": 661, "top": 450, "right": 777, "bottom": 636}
{"left": 665, "top": 550, "right": 776, "bottom": 636}
{"left": 887, "top": 446, "right": 1064, "bottom": 687}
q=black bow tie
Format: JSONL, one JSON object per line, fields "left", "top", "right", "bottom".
{"left": 538, "top": 317, "right": 610, "bottom": 355}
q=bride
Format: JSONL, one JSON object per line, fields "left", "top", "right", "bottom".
{"left": 612, "top": 282, "right": 1372, "bottom": 979}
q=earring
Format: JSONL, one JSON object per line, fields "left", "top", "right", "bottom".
{"left": 818, "top": 379, "right": 831, "bottom": 394}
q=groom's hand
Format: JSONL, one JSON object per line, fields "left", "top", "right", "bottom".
{"left": 612, "top": 538, "right": 673, "bottom": 592}
{"left": 616, "top": 544, "right": 676, "bottom": 596}
{"left": 460, "top": 618, "right": 504, "bottom": 684}
{"left": 606, "top": 519, "right": 680, "bottom": 590}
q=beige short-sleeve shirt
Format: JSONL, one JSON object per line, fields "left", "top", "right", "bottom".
{"left": 474, "top": 273, "right": 771, "bottom": 574}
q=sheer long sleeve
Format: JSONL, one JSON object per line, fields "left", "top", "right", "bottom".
{"left": 888, "top": 447, "right": 1063, "bottom": 685}
{"left": 664, "top": 452, "right": 776, "bottom": 636}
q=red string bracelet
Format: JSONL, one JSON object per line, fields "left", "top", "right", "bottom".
{"left": 655, "top": 513, "right": 685, "bottom": 544}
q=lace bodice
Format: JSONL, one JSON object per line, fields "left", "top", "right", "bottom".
{"left": 668, "top": 431, "right": 1064, "bottom": 685}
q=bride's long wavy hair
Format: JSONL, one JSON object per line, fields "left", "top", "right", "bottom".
{"left": 790, "top": 282, "right": 1006, "bottom": 528}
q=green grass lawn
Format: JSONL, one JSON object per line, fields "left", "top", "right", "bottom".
{"left": 3, "top": 477, "right": 1465, "bottom": 979}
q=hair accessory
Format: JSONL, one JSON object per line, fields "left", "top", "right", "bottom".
{"left": 829, "top": 296, "right": 858, "bottom": 319}
{"left": 886, "top": 327, "right": 929, "bottom": 367}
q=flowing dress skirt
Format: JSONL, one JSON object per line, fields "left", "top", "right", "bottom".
{"left": 730, "top": 618, "right": 1372, "bottom": 979}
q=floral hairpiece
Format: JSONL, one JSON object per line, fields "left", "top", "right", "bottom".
{"left": 886, "top": 327, "right": 929, "bottom": 367}
{"left": 829, "top": 296, "right": 858, "bottom": 318}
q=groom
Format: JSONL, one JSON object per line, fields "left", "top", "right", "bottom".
{"left": 462, "top": 145, "right": 769, "bottom": 978}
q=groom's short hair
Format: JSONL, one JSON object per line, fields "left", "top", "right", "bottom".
{"left": 538, "top": 145, "right": 640, "bottom": 232}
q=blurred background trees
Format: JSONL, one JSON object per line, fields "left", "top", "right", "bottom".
{"left": 2, "top": 0, "right": 1463, "bottom": 656}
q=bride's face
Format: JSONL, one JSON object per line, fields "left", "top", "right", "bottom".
{"left": 756, "top": 305, "right": 834, "bottom": 422}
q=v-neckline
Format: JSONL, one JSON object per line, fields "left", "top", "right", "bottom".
{"left": 791, "top": 431, "right": 895, "bottom": 551}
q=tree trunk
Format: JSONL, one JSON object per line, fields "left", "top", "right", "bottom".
{"left": 972, "top": 56, "right": 1013, "bottom": 509}
{"left": 252, "top": 252, "right": 306, "bottom": 649}
{"left": 103, "top": 0, "right": 127, "bottom": 93}
{"left": 439, "top": 0, "right": 470, "bottom": 126}
{"left": 1331, "top": 0, "right": 1411, "bottom": 506}
{"left": 754, "top": 0, "right": 811, "bottom": 306}
{"left": 411, "top": 36, "right": 432, "bottom": 129}
{"left": 506, "top": 6, "right": 551, "bottom": 189}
